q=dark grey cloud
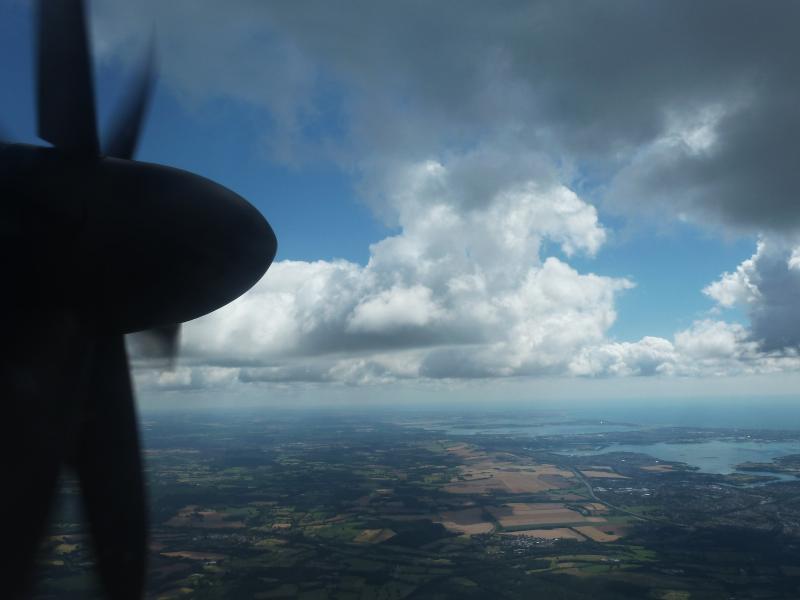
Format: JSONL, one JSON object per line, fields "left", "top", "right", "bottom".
{"left": 705, "top": 240, "right": 800, "bottom": 351}
{"left": 747, "top": 249, "right": 800, "bottom": 351}
{"left": 607, "top": 94, "right": 800, "bottom": 232}
{"left": 93, "top": 0, "right": 800, "bottom": 232}
{"left": 269, "top": 0, "right": 800, "bottom": 231}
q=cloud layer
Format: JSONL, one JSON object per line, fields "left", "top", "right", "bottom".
{"left": 177, "top": 155, "right": 630, "bottom": 385}
{"left": 94, "top": 0, "right": 800, "bottom": 233}
{"left": 572, "top": 320, "right": 800, "bottom": 379}
{"left": 88, "top": 1, "right": 800, "bottom": 390}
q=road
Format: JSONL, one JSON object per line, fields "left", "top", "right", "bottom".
{"left": 569, "top": 466, "right": 663, "bottom": 524}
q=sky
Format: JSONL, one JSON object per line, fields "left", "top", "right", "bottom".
{"left": 3, "top": 0, "right": 800, "bottom": 407}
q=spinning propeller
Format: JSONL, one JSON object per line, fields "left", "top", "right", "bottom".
{"left": 1, "top": 1, "right": 277, "bottom": 597}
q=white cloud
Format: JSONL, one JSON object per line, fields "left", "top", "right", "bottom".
{"left": 570, "top": 336, "right": 676, "bottom": 378}
{"left": 135, "top": 365, "right": 240, "bottom": 390}
{"left": 144, "top": 165, "right": 800, "bottom": 390}
{"left": 674, "top": 319, "right": 750, "bottom": 360}
{"left": 347, "top": 285, "right": 442, "bottom": 333}
{"left": 86, "top": 2, "right": 800, "bottom": 391}
{"left": 569, "top": 319, "right": 800, "bottom": 379}
{"left": 703, "top": 244, "right": 761, "bottom": 308}
{"left": 140, "top": 227, "right": 800, "bottom": 390}
{"left": 705, "top": 238, "right": 800, "bottom": 351}
{"left": 788, "top": 247, "right": 800, "bottom": 271}
{"left": 155, "top": 153, "right": 631, "bottom": 387}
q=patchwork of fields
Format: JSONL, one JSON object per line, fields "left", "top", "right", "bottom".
{"left": 32, "top": 412, "right": 800, "bottom": 599}
{"left": 488, "top": 503, "right": 605, "bottom": 527}
{"left": 443, "top": 444, "right": 576, "bottom": 495}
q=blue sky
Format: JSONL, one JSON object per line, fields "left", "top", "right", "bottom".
{"left": 3, "top": 1, "right": 799, "bottom": 404}
{"left": 0, "top": 3, "right": 389, "bottom": 264}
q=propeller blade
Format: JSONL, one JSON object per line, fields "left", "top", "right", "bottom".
{"left": 7, "top": 403, "right": 68, "bottom": 599}
{"left": 103, "top": 39, "right": 156, "bottom": 160}
{"left": 7, "top": 433, "right": 62, "bottom": 599}
{"left": 3, "top": 309, "right": 92, "bottom": 598}
{"left": 73, "top": 334, "right": 147, "bottom": 599}
{"left": 36, "top": 0, "right": 99, "bottom": 154}
{"left": 131, "top": 323, "right": 181, "bottom": 367}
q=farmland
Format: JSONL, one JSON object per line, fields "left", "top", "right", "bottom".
{"left": 30, "top": 408, "right": 800, "bottom": 599}
{"left": 488, "top": 503, "right": 605, "bottom": 528}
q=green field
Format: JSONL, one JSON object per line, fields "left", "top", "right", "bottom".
{"left": 31, "top": 410, "right": 800, "bottom": 599}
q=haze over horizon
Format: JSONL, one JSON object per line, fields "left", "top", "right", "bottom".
{"left": 3, "top": 0, "right": 800, "bottom": 405}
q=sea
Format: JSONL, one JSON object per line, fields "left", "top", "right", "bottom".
{"left": 409, "top": 397, "right": 800, "bottom": 476}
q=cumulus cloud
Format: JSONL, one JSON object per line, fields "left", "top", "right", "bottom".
{"left": 570, "top": 336, "right": 676, "bottom": 378}
{"left": 84, "top": 1, "right": 800, "bottom": 389}
{"left": 703, "top": 244, "right": 762, "bottom": 309}
{"left": 347, "top": 285, "right": 442, "bottom": 334}
{"left": 167, "top": 154, "right": 630, "bottom": 386}
{"left": 705, "top": 239, "right": 800, "bottom": 352}
{"left": 155, "top": 169, "right": 800, "bottom": 391}
{"left": 570, "top": 320, "right": 800, "bottom": 379}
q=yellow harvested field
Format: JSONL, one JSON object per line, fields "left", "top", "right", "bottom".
{"left": 579, "top": 470, "right": 628, "bottom": 479}
{"left": 573, "top": 526, "right": 623, "bottom": 542}
{"left": 497, "top": 471, "right": 555, "bottom": 493}
{"left": 641, "top": 464, "right": 675, "bottom": 472}
{"left": 575, "top": 525, "right": 622, "bottom": 542}
{"left": 353, "top": 528, "right": 396, "bottom": 544}
{"left": 503, "top": 527, "right": 586, "bottom": 541}
{"left": 488, "top": 503, "right": 605, "bottom": 527}
{"left": 445, "top": 462, "right": 575, "bottom": 495}
{"left": 438, "top": 507, "right": 495, "bottom": 535}
{"left": 581, "top": 503, "right": 608, "bottom": 513}
{"left": 443, "top": 447, "right": 581, "bottom": 496}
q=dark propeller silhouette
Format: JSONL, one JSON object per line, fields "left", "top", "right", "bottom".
{"left": 1, "top": 1, "right": 277, "bottom": 597}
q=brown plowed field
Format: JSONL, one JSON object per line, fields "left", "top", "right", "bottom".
{"left": 488, "top": 503, "right": 605, "bottom": 527}
{"left": 438, "top": 507, "right": 495, "bottom": 534}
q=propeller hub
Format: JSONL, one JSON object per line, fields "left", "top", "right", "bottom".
{"left": 1, "top": 144, "right": 276, "bottom": 331}
{"left": 82, "top": 156, "right": 277, "bottom": 333}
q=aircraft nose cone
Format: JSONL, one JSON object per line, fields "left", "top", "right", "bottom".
{"left": 185, "top": 175, "right": 277, "bottom": 314}
{"left": 185, "top": 172, "right": 274, "bottom": 273}
{"left": 196, "top": 178, "right": 278, "bottom": 306}
{"left": 84, "top": 159, "right": 277, "bottom": 333}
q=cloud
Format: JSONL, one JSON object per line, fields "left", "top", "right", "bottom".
{"left": 139, "top": 312, "right": 800, "bottom": 393}
{"left": 347, "top": 285, "right": 442, "bottom": 334}
{"left": 569, "top": 319, "right": 800, "bottom": 379}
{"left": 94, "top": 0, "right": 800, "bottom": 232}
{"left": 570, "top": 336, "right": 676, "bottom": 378}
{"left": 134, "top": 365, "right": 240, "bottom": 391}
{"left": 705, "top": 238, "right": 800, "bottom": 352}
{"left": 674, "top": 320, "right": 752, "bottom": 361}
{"left": 604, "top": 94, "right": 800, "bottom": 233}
{"left": 703, "top": 243, "right": 762, "bottom": 309}
{"left": 87, "top": 1, "right": 800, "bottom": 389}
{"left": 165, "top": 154, "right": 630, "bottom": 386}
